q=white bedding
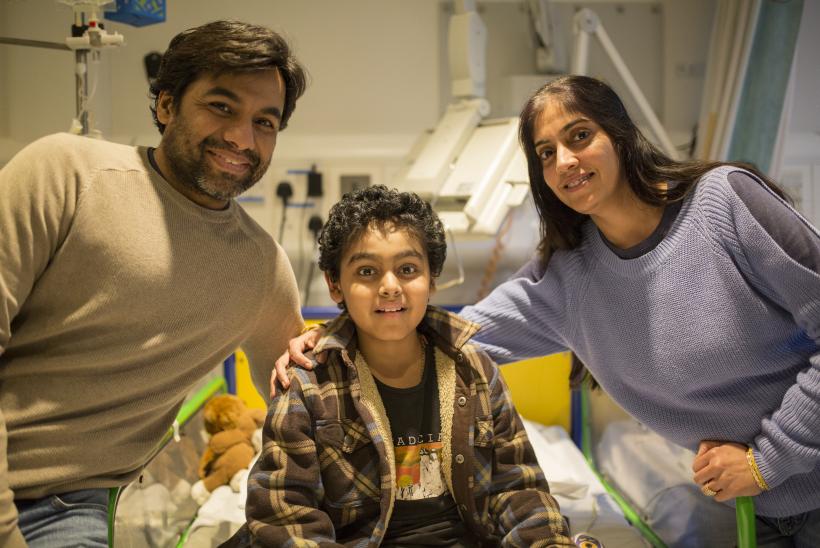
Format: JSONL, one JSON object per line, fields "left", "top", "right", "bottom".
{"left": 596, "top": 419, "right": 739, "bottom": 547}
{"left": 522, "top": 419, "right": 648, "bottom": 547}
{"left": 181, "top": 420, "right": 649, "bottom": 547}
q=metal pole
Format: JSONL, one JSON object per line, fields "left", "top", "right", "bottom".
{"left": 571, "top": 12, "right": 592, "bottom": 75}
{"left": 0, "top": 37, "right": 70, "bottom": 51}
{"left": 594, "top": 22, "right": 679, "bottom": 159}
{"left": 75, "top": 49, "right": 89, "bottom": 135}
{"left": 571, "top": 8, "right": 679, "bottom": 160}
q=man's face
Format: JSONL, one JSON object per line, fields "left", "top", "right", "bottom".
{"left": 155, "top": 69, "right": 286, "bottom": 210}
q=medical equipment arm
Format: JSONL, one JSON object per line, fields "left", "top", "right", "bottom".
{"left": 571, "top": 8, "right": 679, "bottom": 160}
{"left": 393, "top": 0, "right": 530, "bottom": 235}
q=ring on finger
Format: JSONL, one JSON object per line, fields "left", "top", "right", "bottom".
{"left": 701, "top": 484, "right": 718, "bottom": 497}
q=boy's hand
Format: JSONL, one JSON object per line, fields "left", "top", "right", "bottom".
{"left": 692, "top": 440, "right": 762, "bottom": 502}
{"left": 270, "top": 327, "right": 327, "bottom": 397}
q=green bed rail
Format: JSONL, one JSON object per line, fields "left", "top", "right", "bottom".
{"left": 735, "top": 496, "right": 757, "bottom": 548}
{"left": 157, "top": 376, "right": 228, "bottom": 449}
{"left": 578, "top": 382, "right": 757, "bottom": 548}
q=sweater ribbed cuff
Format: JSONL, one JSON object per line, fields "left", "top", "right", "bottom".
{"left": 753, "top": 448, "right": 779, "bottom": 490}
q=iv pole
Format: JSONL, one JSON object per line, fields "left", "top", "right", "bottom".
{"left": 0, "top": 0, "right": 123, "bottom": 136}
{"left": 571, "top": 8, "right": 680, "bottom": 160}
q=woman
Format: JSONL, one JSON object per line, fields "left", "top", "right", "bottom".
{"left": 277, "top": 75, "right": 820, "bottom": 545}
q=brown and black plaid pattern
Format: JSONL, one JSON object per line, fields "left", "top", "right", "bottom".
{"left": 232, "top": 307, "right": 573, "bottom": 547}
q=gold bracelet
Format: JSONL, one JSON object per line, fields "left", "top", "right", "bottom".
{"left": 746, "top": 447, "right": 770, "bottom": 491}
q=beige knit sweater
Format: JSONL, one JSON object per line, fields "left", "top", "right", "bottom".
{"left": 0, "top": 133, "right": 303, "bottom": 544}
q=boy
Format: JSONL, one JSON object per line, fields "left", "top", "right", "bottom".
{"left": 233, "top": 186, "right": 573, "bottom": 546}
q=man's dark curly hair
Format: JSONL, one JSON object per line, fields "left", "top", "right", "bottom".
{"left": 149, "top": 20, "right": 307, "bottom": 133}
{"left": 318, "top": 185, "right": 447, "bottom": 283}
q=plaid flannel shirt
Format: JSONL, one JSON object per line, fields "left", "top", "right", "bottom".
{"left": 231, "top": 306, "right": 572, "bottom": 547}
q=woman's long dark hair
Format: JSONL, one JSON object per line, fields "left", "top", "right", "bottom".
{"left": 519, "top": 75, "right": 789, "bottom": 265}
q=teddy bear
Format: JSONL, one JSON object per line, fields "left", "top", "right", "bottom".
{"left": 190, "top": 394, "right": 266, "bottom": 505}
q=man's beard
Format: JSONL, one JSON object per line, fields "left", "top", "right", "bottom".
{"left": 161, "top": 122, "right": 268, "bottom": 202}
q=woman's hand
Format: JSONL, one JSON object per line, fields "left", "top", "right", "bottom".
{"left": 269, "top": 327, "right": 326, "bottom": 397}
{"left": 692, "top": 440, "right": 762, "bottom": 502}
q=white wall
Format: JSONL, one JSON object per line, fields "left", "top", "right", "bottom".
{"left": 788, "top": 0, "right": 820, "bottom": 136}
{"left": 0, "top": 0, "right": 443, "bottom": 159}
{"left": 473, "top": 1, "right": 716, "bottom": 149}
{"left": 779, "top": 0, "right": 820, "bottom": 225}
{"left": 0, "top": 0, "right": 723, "bottom": 306}
{"left": 0, "top": 1, "right": 723, "bottom": 155}
{"left": 2, "top": 1, "right": 815, "bottom": 296}
{"left": 662, "top": 0, "right": 715, "bottom": 146}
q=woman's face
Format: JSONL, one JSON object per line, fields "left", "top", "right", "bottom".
{"left": 532, "top": 100, "right": 629, "bottom": 218}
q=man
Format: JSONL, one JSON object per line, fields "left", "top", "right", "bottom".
{"left": 0, "top": 20, "right": 307, "bottom": 546}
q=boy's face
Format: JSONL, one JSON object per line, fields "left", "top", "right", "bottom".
{"left": 326, "top": 224, "right": 433, "bottom": 348}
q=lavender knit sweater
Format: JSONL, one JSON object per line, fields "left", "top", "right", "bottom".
{"left": 461, "top": 166, "right": 820, "bottom": 517}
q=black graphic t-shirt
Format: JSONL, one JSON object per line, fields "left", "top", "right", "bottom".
{"left": 374, "top": 343, "right": 475, "bottom": 547}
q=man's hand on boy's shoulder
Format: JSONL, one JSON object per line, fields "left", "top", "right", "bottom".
{"left": 270, "top": 326, "right": 328, "bottom": 397}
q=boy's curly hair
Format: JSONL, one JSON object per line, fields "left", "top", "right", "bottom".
{"left": 318, "top": 185, "right": 446, "bottom": 283}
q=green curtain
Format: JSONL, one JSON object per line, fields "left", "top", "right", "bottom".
{"left": 727, "top": 0, "right": 804, "bottom": 173}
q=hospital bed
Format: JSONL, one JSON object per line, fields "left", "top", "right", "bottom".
{"left": 107, "top": 326, "right": 756, "bottom": 547}
{"left": 502, "top": 356, "right": 757, "bottom": 547}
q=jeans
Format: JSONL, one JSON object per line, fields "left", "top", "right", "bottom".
{"left": 756, "top": 508, "right": 820, "bottom": 548}
{"left": 15, "top": 488, "right": 109, "bottom": 547}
